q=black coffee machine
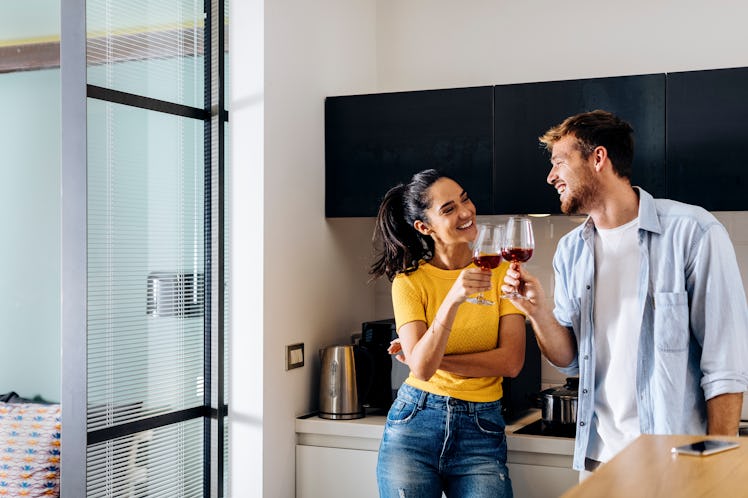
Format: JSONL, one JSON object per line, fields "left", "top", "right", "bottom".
{"left": 355, "top": 319, "right": 396, "bottom": 414}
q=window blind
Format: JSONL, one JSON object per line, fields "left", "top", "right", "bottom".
{"left": 84, "top": 0, "right": 210, "bottom": 495}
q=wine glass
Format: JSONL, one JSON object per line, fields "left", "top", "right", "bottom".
{"left": 466, "top": 224, "right": 504, "bottom": 306}
{"left": 501, "top": 216, "right": 534, "bottom": 300}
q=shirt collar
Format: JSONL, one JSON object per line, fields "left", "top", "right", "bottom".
{"left": 635, "top": 187, "right": 662, "bottom": 235}
{"left": 577, "top": 186, "right": 661, "bottom": 240}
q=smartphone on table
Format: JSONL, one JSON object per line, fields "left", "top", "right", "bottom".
{"left": 671, "top": 439, "right": 740, "bottom": 456}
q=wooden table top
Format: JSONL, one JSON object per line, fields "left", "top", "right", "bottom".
{"left": 561, "top": 434, "right": 747, "bottom": 498}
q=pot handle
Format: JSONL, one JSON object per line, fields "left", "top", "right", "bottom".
{"left": 565, "top": 377, "right": 579, "bottom": 390}
{"left": 532, "top": 391, "right": 545, "bottom": 409}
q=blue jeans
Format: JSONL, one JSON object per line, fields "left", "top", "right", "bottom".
{"left": 376, "top": 384, "right": 513, "bottom": 498}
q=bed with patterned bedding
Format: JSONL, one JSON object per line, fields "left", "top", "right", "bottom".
{"left": 0, "top": 393, "right": 60, "bottom": 497}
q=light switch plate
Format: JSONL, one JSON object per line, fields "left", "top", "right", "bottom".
{"left": 286, "top": 343, "right": 304, "bottom": 370}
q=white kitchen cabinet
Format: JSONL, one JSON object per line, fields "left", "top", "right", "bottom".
{"left": 508, "top": 462, "right": 578, "bottom": 497}
{"left": 295, "top": 411, "right": 577, "bottom": 498}
{"left": 295, "top": 415, "right": 384, "bottom": 498}
{"left": 506, "top": 429, "right": 578, "bottom": 498}
{"left": 296, "top": 444, "right": 379, "bottom": 498}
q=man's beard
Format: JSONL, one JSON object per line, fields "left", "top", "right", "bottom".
{"left": 560, "top": 169, "right": 599, "bottom": 215}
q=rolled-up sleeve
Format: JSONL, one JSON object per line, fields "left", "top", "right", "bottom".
{"left": 689, "top": 223, "right": 748, "bottom": 400}
{"left": 552, "top": 241, "right": 581, "bottom": 376}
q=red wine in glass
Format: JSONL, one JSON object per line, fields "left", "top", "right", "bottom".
{"left": 501, "top": 216, "right": 534, "bottom": 300}
{"left": 501, "top": 248, "right": 533, "bottom": 263}
{"left": 466, "top": 224, "right": 503, "bottom": 306}
{"left": 473, "top": 254, "right": 502, "bottom": 270}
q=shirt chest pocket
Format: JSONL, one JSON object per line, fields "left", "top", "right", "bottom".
{"left": 653, "top": 291, "right": 690, "bottom": 352}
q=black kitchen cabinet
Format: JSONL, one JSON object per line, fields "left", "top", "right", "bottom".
{"left": 325, "top": 87, "right": 493, "bottom": 217}
{"left": 325, "top": 69, "right": 748, "bottom": 218}
{"left": 493, "top": 74, "right": 666, "bottom": 215}
{"left": 666, "top": 67, "right": 748, "bottom": 211}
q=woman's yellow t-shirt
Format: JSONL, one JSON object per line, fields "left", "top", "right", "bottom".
{"left": 392, "top": 261, "right": 524, "bottom": 402}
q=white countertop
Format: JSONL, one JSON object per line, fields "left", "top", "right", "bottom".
{"left": 296, "top": 408, "right": 575, "bottom": 457}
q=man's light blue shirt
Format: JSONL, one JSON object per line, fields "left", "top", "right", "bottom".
{"left": 551, "top": 188, "right": 748, "bottom": 470}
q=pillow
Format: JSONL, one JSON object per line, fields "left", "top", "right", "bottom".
{"left": 0, "top": 393, "right": 53, "bottom": 405}
{"left": 0, "top": 402, "right": 61, "bottom": 497}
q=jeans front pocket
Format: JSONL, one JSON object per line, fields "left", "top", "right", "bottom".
{"left": 474, "top": 406, "right": 506, "bottom": 436}
{"left": 386, "top": 397, "right": 418, "bottom": 426}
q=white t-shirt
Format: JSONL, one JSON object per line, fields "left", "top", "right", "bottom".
{"left": 587, "top": 217, "right": 641, "bottom": 463}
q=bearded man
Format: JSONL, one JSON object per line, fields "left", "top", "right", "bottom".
{"left": 502, "top": 109, "right": 748, "bottom": 479}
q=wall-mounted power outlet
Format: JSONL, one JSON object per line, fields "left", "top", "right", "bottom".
{"left": 286, "top": 343, "right": 304, "bottom": 370}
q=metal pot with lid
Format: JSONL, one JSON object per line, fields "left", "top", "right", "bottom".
{"left": 539, "top": 377, "right": 578, "bottom": 425}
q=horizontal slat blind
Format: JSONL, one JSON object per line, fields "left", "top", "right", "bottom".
{"left": 87, "top": 99, "right": 204, "bottom": 430}
{"left": 86, "top": 0, "right": 204, "bottom": 109}
{"left": 85, "top": 0, "right": 206, "bottom": 483}
{"left": 87, "top": 418, "right": 204, "bottom": 497}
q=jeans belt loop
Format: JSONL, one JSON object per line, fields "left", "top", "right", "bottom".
{"left": 417, "top": 389, "right": 429, "bottom": 410}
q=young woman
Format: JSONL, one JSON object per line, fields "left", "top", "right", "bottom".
{"left": 370, "top": 169, "right": 526, "bottom": 498}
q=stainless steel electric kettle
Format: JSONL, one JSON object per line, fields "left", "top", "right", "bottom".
{"left": 319, "top": 345, "right": 364, "bottom": 420}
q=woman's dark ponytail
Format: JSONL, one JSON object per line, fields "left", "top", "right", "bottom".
{"left": 369, "top": 169, "right": 444, "bottom": 281}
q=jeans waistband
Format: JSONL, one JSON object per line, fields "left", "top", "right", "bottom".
{"left": 397, "top": 383, "right": 501, "bottom": 414}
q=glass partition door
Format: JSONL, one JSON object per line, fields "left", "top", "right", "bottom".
{"left": 61, "top": 0, "right": 228, "bottom": 495}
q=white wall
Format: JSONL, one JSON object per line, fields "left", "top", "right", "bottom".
{"left": 232, "top": 1, "right": 748, "bottom": 496}
{"left": 0, "top": 0, "right": 58, "bottom": 42}
{"left": 376, "top": 0, "right": 748, "bottom": 91}
{"left": 0, "top": 68, "right": 60, "bottom": 402}
{"left": 0, "top": 0, "right": 61, "bottom": 409}
{"left": 231, "top": 0, "right": 378, "bottom": 496}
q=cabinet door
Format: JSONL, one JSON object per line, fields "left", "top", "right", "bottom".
{"left": 296, "top": 445, "right": 379, "bottom": 498}
{"left": 493, "top": 74, "right": 666, "bottom": 215}
{"left": 508, "top": 462, "right": 579, "bottom": 498}
{"left": 325, "top": 87, "right": 493, "bottom": 217}
{"left": 666, "top": 67, "right": 748, "bottom": 211}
